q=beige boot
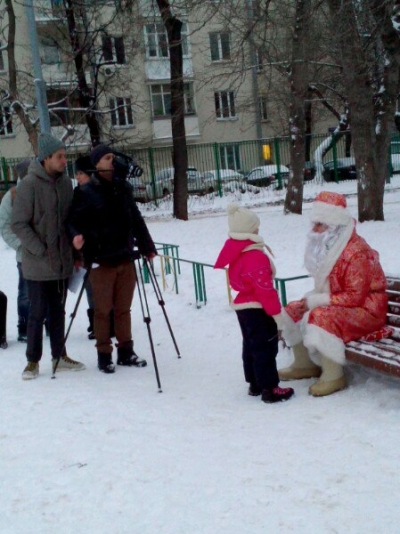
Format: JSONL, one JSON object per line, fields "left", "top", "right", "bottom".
{"left": 279, "top": 343, "right": 321, "bottom": 381}
{"left": 309, "top": 356, "right": 347, "bottom": 397}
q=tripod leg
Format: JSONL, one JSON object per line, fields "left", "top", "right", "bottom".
{"left": 132, "top": 260, "right": 162, "bottom": 392}
{"left": 52, "top": 267, "right": 91, "bottom": 378}
{"left": 143, "top": 258, "right": 181, "bottom": 358}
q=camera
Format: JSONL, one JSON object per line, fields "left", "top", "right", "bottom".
{"left": 112, "top": 151, "right": 143, "bottom": 179}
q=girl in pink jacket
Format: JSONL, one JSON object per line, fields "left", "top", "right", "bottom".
{"left": 214, "top": 204, "right": 294, "bottom": 403}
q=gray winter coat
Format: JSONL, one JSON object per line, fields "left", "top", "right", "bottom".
{"left": 0, "top": 188, "right": 22, "bottom": 262}
{"left": 11, "top": 159, "right": 74, "bottom": 281}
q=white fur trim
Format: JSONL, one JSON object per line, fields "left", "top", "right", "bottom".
{"left": 280, "top": 309, "right": 303, "bottom": 346}
{"left": 303, "top": 324, "right": 346, "bottom": 365}
{"left": 231, "top": 301, "right": 262, "bottom": 311}
{"left": 306, "top": 292, "right": 330, "bottom": 310}
{"left": 310, "top": 202, "right": 352, "bottom": 226}
{"left": 229, "top": 231, "right": 261, "bottom": 241}
{"left": 273, "top": 314, "right": 283, "bottom": 329}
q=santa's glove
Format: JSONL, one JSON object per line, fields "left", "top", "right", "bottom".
{"left": 306, "top": 293, "right": 330, "bottom": 310}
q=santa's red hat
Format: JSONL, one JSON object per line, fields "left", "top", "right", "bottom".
{"left": 310, "top": 191, "right": 352, "bottom": 226}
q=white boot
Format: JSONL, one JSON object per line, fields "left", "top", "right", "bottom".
{"left": 279, "top": 343, "right": 321, "bottom": 381}
{"left": 309, "top": 356, "right": 347, "bottom": 396}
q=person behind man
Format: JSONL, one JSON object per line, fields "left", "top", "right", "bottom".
{"left": 0, "top": 159, "right": 31, "bottom": 342}
{"left": 73, "top": 155, "right": 96, "bottom": 340}
{"left": 279, "top": 191, "right": 387, "bottom": 396}
{"left": 11, "top": 133, "right": 86, "bottom": 380}
{"left": 68, "top": 144, "right": 157, "bottom": 374}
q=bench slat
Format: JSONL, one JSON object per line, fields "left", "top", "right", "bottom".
{"left": 344, "top": 277, "right": 400, "bottom": 378}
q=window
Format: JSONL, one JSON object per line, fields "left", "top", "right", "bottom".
{"left": 145, "top": 23, "right": 189, "bottom": 59}
{"left": 255, "top": 48, "right": 263, "bottom": 72}
{"left": 39, "top": 36, "right": 61, "bottom": 65}
{"left": 0, "top": 104, "right": 13, "bottom": 136}
{"left": 219, "top": 145, "right": 241, "bottom": 171}
{"left": 47, "top": 88, "right": 86, "bottom": 127}
{"left": 150, "top": 83, "right": 195, "bottom": 117}
{"left": 0, "top": 41, "right": 5, "bottom": 71}
{"left": 259, "top": 96, "right": 268, "bottom": 120}
{"left": 209, "top": 32, "right": 230, "bottom": 61}
{"left": 214, "top": 91, "right": 236, "bottom": 119}
{"left": 102, "top": 36, "right": 126, "bottom": 64}
{"left": 109, "top": 97, "right": 134, "bottom": 127}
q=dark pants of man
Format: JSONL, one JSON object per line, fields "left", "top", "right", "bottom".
{"left": 26, "top": 279, "right": 67, "bottom": 363}
{"left": 17, "top": 262, "right": 30, "bottom": 335}
{"left": 236, "top": 308, "right": 279, "bottom": 390}
{"left": 90, "top": 261, "right": 136, "bottom": 354}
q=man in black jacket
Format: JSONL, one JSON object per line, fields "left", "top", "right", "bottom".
{"left": 68, "top": 145, "right": 157, "bottom": 373}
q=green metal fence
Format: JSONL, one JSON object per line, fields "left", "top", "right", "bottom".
{"left": 2, "top": 132, "right": 399, "bottom": 199}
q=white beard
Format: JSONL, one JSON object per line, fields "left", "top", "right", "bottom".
{"left": 304, "top": 226, "right": 346, "bottom": 276}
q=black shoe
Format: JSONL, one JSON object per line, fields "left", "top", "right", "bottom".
{"left": 88, "top": 332, "right": 96, "bottom": 340}
{"left": 0, "top": 337, "right": 8, "bottom": 349}
{"left": 117, "top": 347, "right": 147, "bottom": 367}
{"left": 248, "top": 383, "right": 262, "bottom": 396}
{"left": 261, "top": 386, "right": 294, "bottom": 403}
{"left": 97, "top": 352, "right": 115, "bottom": 374}
{"left": 18, "top": 333, "right": 28, "bottom": 343}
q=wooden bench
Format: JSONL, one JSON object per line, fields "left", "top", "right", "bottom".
{"left": 345, "top": 277, "right": 400, "bottom": 377}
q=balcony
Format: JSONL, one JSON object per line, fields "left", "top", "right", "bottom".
{"left": 152, "top": 116, "right": 200, "bottom": 141}
{"left": 34, "top": 0, "right": 63, "bottom": 23}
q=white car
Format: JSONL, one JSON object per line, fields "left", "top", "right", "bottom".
{"left": 202, "top": 169, "right": 246, "bottom": 192}
{"left": 245, "top": 164, "right": 290, "bottom": 187}
{"left": 146, "top": 167, "right": 209, "bottom": 199}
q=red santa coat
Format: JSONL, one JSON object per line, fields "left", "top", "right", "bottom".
{"left": 214, "top": 238, "right": 281, "bottom": 317}
{"left": 283, "top": 230, "right": 387, "bottom": 364}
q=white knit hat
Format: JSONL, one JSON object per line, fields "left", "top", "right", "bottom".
{"left": 310, "top": 191, "right": 352, "bottom": 226}
{"left": 227, "top": 203, "right": 260, "bottom": 235}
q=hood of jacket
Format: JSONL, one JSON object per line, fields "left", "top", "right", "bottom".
{"left": 214, "top": 238, "right": 254, "bottom": 269}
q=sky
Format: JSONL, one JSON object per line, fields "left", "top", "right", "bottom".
{"left": 0, "top": 178, "right": 399, "bottom": 534}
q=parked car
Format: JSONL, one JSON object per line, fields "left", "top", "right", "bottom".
{"left": 303, "top": 161, "right": 316, "bottom": 181}
{"left": 202, "top": 169, "right": 246, "bottom": 192}
{"left": 244, "top": 164, "right": 290, "bottom": 188}
{"left": 128, "top": 176, "right": 148, "bottom": 203}
{"left": 322, "top": 158, "right": 357, "bottom": 182}
{"left": 146, "top": 166, "right": 212, "bottom": 199}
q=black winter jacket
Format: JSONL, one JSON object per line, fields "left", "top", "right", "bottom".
{"left": 67, "top": 175, "right": 156, "bottom": 265}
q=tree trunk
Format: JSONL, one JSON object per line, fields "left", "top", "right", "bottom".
{"left": 156, "top": 0, "right": 188, "bottom": 220}
{"left": 64, "top": 0, "right": 101, "bottom": 145}
{"left": 327, "top": 0, "right": 398, "bottom": 221}
{"left": 284, "top": 0, "right": 311, "bottom": 215}
{"left": 5, "top": 0, "right": 38, "bottom": 153}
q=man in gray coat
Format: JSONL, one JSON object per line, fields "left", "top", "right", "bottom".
{"left": 0, "top": 159, "right": 30, "bottom": 342}
{"left": 11, "top": 133, "right": 85, "bottom": 380}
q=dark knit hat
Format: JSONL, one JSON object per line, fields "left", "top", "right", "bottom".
{"left": 90, "top": 144, "right": 114, "bottom": 166}
{"left": 74, "top": 155, "right": 93, "bottom": 175}
{"left": 14, "top": 159, "right": 31, "bottom": 179}
{"left": 37, "top": 132, "right": 65, "bottom": 161}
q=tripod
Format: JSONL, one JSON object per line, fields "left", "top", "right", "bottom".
{"left": 52, "top": 266, "right": 91, "bottom": 378}
{"left": 133, "top": 256, "right": 181, "bottom": 393}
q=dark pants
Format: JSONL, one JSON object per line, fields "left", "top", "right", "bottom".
{"left": 26, "top": 279, "right": 67, "bottom": 363}
{"left": 17, "top": 262, "right": 30, "bottom": 335}
{"left": 90, "top": 261, "right": 136, "bottom": 354}
{"left": 236, "top": 308, "right": 280, "bottom": 391}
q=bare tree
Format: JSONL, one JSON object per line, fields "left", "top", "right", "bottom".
{"left": 156, "top": 0, "right": 189, "bottom": 220}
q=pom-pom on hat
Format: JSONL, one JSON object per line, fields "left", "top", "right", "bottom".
{"left": 90, "top": 144, "right": 114, "bottom": 167}
{"left": 310, "top": 191, "right": 352, "bottom": 226}
{"left": 37, "top": 133, "right": 65, "bottom": 162}
{"left": 74, "top": 155, "right": 93, "bottom": 175}
{"left": 227, "top": 203, "right": 260, "bottom": 236}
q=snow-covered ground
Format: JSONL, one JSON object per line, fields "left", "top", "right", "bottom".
{"left": 1, "top": 178, "right": 400, "bottom": 533}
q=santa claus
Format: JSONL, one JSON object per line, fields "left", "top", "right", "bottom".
{"left": 279, "top": 191, "right": 387, "bottom": 396}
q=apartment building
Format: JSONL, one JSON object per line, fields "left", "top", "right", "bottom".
{"left": 0, "top": 0, "right": 330, "bottom": 164}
